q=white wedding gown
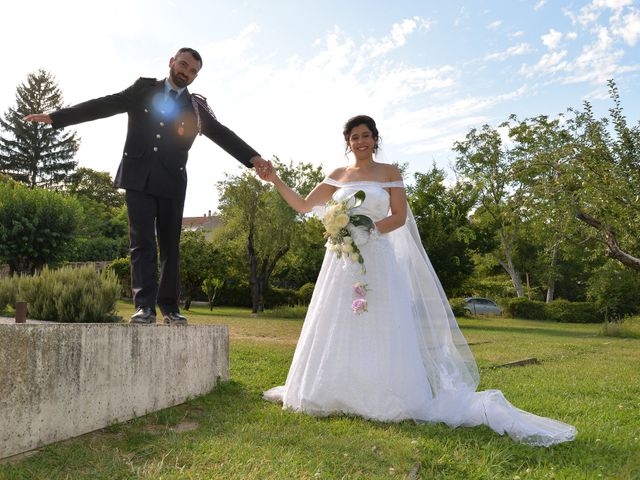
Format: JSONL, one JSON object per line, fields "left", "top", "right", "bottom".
{"left": 264, "top": 179, "right": 576, "bottom": 446}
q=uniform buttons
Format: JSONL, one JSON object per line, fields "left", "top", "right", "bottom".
{"left": 159, "top": 122, "right": 164, "bottom": 127}
{"left": 156, "top": 134, "right": 161, "bottom": 139}
{"left": 144, "top": 108, "right": 148, "bottom": 113}
{"left": 153, "top": 147, "right": 158, "bottom": 152}
{"left": 124, "top": 152, "right": 128, "bottom": 156}
{"left": 179, "top": 167, "right": 184, "bottom": 171}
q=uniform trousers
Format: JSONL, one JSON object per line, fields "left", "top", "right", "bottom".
{"left": 125, "top": 189, "right": 184, "bottom": 314}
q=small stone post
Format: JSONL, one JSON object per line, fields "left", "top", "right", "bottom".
{"left": 15, "top": 301, "right": 27, "bottom": 323}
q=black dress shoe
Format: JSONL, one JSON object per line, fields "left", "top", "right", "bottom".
{"left": 130, "top": 306, "right": 157, "bottom": 324}
{"left": 163, "top": 311, "right": 188, "bottom": 325}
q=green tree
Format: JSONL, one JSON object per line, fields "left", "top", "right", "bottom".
{"left": 66, "top": 168, "right": 128, "bottom": 261}
{"left": 217, "top": 158, "right": 324, "bottom": 313}
{"left": 0, "top": 70, "right": 78, "bottom": 189}
{"left": 270, "top": 217, "right": 326, "bottom": 289}
{"left": 454, "top": 124, "right": 527, "bottom": 297}
{"left": 568, "top": 81, "right": 640, "bottom": 271}
{"left": 506, "top": 113, "right": 591, "bottom": 302}
{"left": 179, "top": 230, "right": 216, "bottom": 310}
{"left": 0, "top": 175, "right": 81, "bottom": 274}
{"left": 67, "top": 167, "right": 124, "bottom": 209}
{"left": 406, "top": 165, "right": 477, "bottom": 295}
{"left": 202, "top": 277, "right": 224, "bottom": 310}
{"left": 506, "top": 80, "right": 640, "bottom": 289}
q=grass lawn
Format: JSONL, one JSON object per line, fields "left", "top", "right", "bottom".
{"left": 1, "top": 301, "right": 638, "bottom": 479}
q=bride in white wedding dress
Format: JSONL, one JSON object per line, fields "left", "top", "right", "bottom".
{"left": 262, "top": 115, "right": 576, "bottom": 446}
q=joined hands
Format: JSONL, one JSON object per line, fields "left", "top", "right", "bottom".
{"left": 251, "top": 157, "right": 276, "bottom": 182}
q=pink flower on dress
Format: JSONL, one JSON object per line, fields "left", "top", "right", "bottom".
{"left": 352, "top": 298, "right": 368, "bottom": 314}
{"left": 352, "top": 282, "right": 369, "bottom": 297}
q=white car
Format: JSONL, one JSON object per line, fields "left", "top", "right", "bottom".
{"left": 464, "top": 297, "right": 503, "bottom": 316}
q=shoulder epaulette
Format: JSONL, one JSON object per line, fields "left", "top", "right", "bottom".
{"left": 134, "top": 77, "right": 158, "bottom": 88}
{"left": 190, "top": 93, "right": 217, "bottom": 135}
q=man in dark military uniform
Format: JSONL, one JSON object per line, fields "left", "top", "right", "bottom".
{"left": 24, "top": 47, "right": 270, "bottom": 325}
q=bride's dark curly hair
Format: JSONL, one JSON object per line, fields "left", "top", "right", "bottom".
{"left": 343, "top": 115, "right": 381, "bottom": 154}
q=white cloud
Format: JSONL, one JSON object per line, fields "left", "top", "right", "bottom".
{"left": 542, "top": 29, "right": 563, "bottom": 49}
{"left": 509, "top": 31, "right": 525, "bottom": 38}
{"left": 565, "top": 4, "right": 601, "bottom": 27}
{"left": 534, "top": 0, "right": 547, "bottom": 11}
{"left": 538, "top": 3, "right": 639, "bottom": 87}
{"left": 522, "top": 24, "right": 640, "bottom": 84}
{"left": 563, "top": 26, "right": 627, "bottom": 83}
{"left": 521, "top": 50, "right": 569, "bottom": 77}
{"left": 485, "top": 43, "right": 533, "bottom": 61}
{"left": 384, "top": 85, "right": 528, "bottom": 153}
{"left": 364, "top": 17, "right": 432, "bottom": 59}
{"left": 488, "top": 20, "right": 503, "bottom": 30}
{"left": 565, "top": 0, "right": 634, "bottom": 28}
{"left": 611, "top": 9, "right": 640, "bottom": 45}
{"left": 593, "top": 0, "right": 633, "bottom": 10}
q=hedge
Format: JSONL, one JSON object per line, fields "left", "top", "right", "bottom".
{"left": 504, "top": 297, "right": 603, "bottom": 323}
{"left": 544, "top": 299, "right": 602, "bottom": 323}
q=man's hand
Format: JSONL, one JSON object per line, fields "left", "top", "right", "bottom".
{"left": 23, "top": 113, "right": 53, "bottom": 124}
{"left": 250, "top": 156, "right": 272, "bottom": 180}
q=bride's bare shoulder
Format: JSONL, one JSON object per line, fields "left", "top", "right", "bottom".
{"left": 380, "top": 163, "right": 403, "bottom": 181}
{"left": 327, "top": 166, "right": 347, "bottom": 181}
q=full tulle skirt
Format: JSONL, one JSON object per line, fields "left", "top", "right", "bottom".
{"left": 263, "top": 236, "right": 576, "bottom": 446}
{"left": 265, "top": 181, "right": 575, "bottom": 446}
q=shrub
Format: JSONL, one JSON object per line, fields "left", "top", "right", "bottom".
{"left": 504, "top": 297, "right": 546, "bottom": 320}
{"left": 108, "top": 257, "right": 131, "bottom": 298}
{"left": 0, "top": 276, "right": 17, "bottom": 310}
{"left": 14, "top": 265, "right": 119, "bottom": 322}
{"left": 264, "top": 286, "right": 299, "bottom": 308}
{"left": 297, "top": 282, "right": 315, "bottom": 305}
{"left": 599, "top": 316, "right": 640, "bottom": 339}
{"left": 587, "top": 262, "right": 640, "bottom": 320}
{"left": 545, "top": 299, "right": 602, "bottom": 323}
{"left": 449, "top": 297, "right": 469, "bottom": 317}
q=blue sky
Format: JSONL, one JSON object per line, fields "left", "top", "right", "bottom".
{"left": 2, "top": 0, "right": 639, "bottom": 216}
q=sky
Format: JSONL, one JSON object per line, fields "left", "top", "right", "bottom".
{"left": 1, "top": 0, "right": 639, "bottom": 217}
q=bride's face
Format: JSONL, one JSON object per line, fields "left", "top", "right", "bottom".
{"left": 348, "top": 124, "right": 376, "bottom": 160}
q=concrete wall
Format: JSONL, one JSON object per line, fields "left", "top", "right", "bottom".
{"left": 0, "top": 324, "right": 229, "bottom": 459}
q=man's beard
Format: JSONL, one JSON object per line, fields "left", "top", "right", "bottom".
{"left": 170, "top": 67, "right": 189, "bottom": 88}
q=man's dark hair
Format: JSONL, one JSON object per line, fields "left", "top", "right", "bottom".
{"left": 176, "top": 47, "right": 203, "bottom": 67}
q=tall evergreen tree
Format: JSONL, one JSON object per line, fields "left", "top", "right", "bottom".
{"left": 0, "top": 69, "right": 79, "bottom": 189}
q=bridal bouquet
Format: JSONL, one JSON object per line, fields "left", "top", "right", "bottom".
{"left": 319, "top": 190, "right": 374, "bottom": 273}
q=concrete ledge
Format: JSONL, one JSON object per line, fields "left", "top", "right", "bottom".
{"left": 0, "top": 324, "right": 229, "bottom": 459}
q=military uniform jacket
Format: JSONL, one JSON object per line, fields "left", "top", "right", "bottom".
{"left": 50, "top": 77, "right": 259, "bottom": 199}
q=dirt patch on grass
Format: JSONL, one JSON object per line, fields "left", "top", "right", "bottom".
{"left": 231, "top": 333, "right": 299, "bottom": 345}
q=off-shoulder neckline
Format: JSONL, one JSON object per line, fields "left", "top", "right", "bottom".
{"left": 323, "top": 178, "right": 405, "bottom": 188}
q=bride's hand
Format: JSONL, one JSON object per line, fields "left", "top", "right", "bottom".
{"left": 262, "top": 161, "right": 278, "bottom": 183}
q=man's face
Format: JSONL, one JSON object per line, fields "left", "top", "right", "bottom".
{"left": 168, "top": 52, "right": 201, "bottom": 88}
